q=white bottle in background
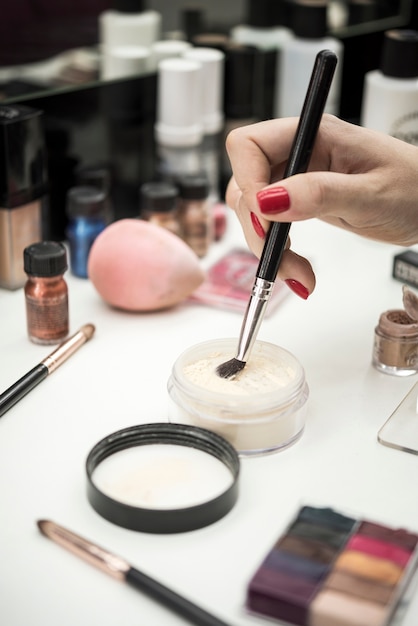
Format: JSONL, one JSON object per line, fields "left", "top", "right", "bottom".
{"left": 275, "top": 0, "right": 343, "bottom": 118}
{"left": 154, "top": 57, "right": 204, "bottom": 181}
{"left": 360, "top": 29, "right": 418, "bottom": 145}
{"left": 99, "top": 2, "right": 162, "bottom": 77}
{"left": 99, "top": 9, "right": 161, "bottom": 49}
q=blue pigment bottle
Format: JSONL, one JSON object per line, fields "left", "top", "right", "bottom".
{"left": 66, "top": 186, "right": 107, "bottom": 278}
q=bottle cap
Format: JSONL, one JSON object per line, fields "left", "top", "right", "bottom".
{"left": 0, "top": 105, "right": 48, "bottom": 209}
{"left": 182, "top": 47, "right": 225, "bottom": 134}
{"left": 75, "top": 163, "right": 111, "bottom": 193}
{"left": 380, "top": 29, "right": 418, "bottom": 78}
{"left": 348, "top": 0, "right": 378, "bottom": 26}
{"left": 223, "top": 43, "right": 257, "bottom": 119}
{"left": 24, "top": 241, "right": 68, "bottom": 277}
{"left": 66, "top": 186, "right": 107, "bottom": 219}
{"left": 111, "top": 0, "right": 145, "bottom": 12}
{"left": 155, "top": 57, "right": 204, "bottom": 147}
{"left": 246, "top": 0, "right": 287, "bottom": 28}
{"left": 99, "top": 9, "right": 161, "bottom": 48}
{"left": 140, "top": 181, "right": 178, "bottom": 213}
{"left": 290, "top": 0, "right": 327, "bottom": 39}
{"left": 181, "top": 6, "right": 206, "bottom": 40}
{"left": 150, "top": 39, "right": 192, "bottom": 70}
{"left": 177, "top": 172, "right": 209, "bottom": 200}
{"left": 101, "top": 45, "right": 150, "bottom": 80}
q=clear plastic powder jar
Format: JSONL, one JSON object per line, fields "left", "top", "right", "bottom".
{"left": 167, "top": 338, "right": 309, "bottom": 456}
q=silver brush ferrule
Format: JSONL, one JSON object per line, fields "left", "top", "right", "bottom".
{"left": 235, "top": 277, "right": 274, "bottom": 362}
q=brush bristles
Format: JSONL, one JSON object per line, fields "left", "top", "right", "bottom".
{"left": 215, "top": 358, "right": 246, "bottom": 380}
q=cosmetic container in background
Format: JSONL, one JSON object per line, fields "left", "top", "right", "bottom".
{"left": 181, "top": 5, "right": 206, "bottom": 42}
{"left": 99, "top": 1, "right": 161, "bottom": 77}
{"left": 347, "top": 0, "right": 379, "bottom": 25}
{"left": 66, "top": 186, "right": 107, "bottom": 279}
{"left": 23, "top": 241, "right": 69, "bottom": 345}
{"left": 360, "top": 29, "right": 418, "bottom": 144}
{"left": 148, "top": 39, "right": 192, "bottom": 72}
{"left": 192, "top": 33, "right": 231, "bottom": 51}
{"left": 274, "top": 0, "right": 343, "bottom": 118}
{"left": 0, "top": 105, "right": 49, "bottom": 291}
{"left": 221, "top": 43, "right": 258, "bottom": 193}
{"left": 167, "top": 338, "right": 309, "bottom": 456}
{"left": 101, "top": 45, "right": 150, "bottom": 80}
{"left": 140, "top": 181, "right": 181, "bottom": 237}
{"left": 154, "top": 57, "right": 204, "bottom": 181}
{"left": 230, "top": 0, "right": 293, "bottom": 120}
{"left": 182, "top": 46, "right": 225, "bottom": 204}
{"left": 177, "top": 172, "right": 212, "bottom": 258}
{"left": 75, "top": 163, "right": 113, "bottom": 224}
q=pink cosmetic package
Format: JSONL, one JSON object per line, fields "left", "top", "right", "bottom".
{"left": 189, "top": 249, "right": 289, "bottom": 316}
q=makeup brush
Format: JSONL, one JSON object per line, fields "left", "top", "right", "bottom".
{"left": 0, "top": 323, "right": 95, "bottom": 417}
{"left": 216, "top": 49, "right": 338, "bottom": 380}
{"left": 37, "top": 519, "right": 232, "bottom": 626}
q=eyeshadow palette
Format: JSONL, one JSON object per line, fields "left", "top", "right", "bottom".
{"left": 246, "top": 505, "right": 418, "bottom": 626}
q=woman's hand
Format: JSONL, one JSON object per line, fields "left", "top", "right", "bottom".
{"left": 225, "top": 114, "right": 418, "bottom": 298}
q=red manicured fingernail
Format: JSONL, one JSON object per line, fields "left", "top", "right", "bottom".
{"left": 250, "top": 212, "right": 265, "bottom": 239}
{"left": 257, "top": 186, "right": 290, "bottom": 214}
{"left": 285, "top": 279, "right": 309, "bottom": 300}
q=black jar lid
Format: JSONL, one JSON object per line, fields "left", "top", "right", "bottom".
{"left": 246, "top": 0, "right": 287, "bottom": 28}
{"left": 177, "top": 172, "right": 209, "bottom": 200}
{"left": 111, "top": 0, "right": 145, "bottom": 12}
{"left": 289, "top": 0, "right": 328, "bottom": 39}
{"left": 86, "top": 423, "right": 240, "bottom": 534}
{"left": 66, "top": 186, "right": 107, "bottom": 218}
{"left": 140, "top": 181, "right": 179, "bottom": 213}
{"left": 23, "top": 241, "right": 68, "bottom": 277}
{"left": 380, "top": 29, "right": 418, "bottom": 78}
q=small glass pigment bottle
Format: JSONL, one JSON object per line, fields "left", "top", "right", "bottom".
{"left": 23, "top": 241, "right": 69, "bottom": 345}
{"left": 177, "top": 172, "right": 213, "bottom": 258}
{"left": 140, "top": 181, "right": 181, "bottom": 237}
{"left": 66, "top": 185, "right": 107, "bottom": 278}
{"left": 372, "top": 285, "right": 418, "bottom": 376}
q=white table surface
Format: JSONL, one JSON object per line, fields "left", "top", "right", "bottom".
{"left": 1, "top": 209, "right": 417, "bottom": 626}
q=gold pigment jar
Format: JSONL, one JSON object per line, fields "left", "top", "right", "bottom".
{"left": 167, "top": 338, "right": 309, "bottom": 456}
{"left": 372, "top": 287, "right": 418, "bottom": 376}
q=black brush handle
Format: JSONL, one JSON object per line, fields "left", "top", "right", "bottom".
{"left": 0, "top": 363, "right": 48, "bottom": 417}
{"left": 126, "top": 566, "right": 231, "bottom": 626}
{"left": 257, "top": 49, "right": 338, "bottom": 282}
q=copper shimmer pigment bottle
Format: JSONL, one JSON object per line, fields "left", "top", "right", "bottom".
{"left": 23, "top": 241, "right": 69, "bottom": 345}
{"left": 372, "top": 285, "right": 418, "bottom": 376}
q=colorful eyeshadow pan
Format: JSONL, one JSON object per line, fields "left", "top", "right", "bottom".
{"left": 246, "top": 506, "right": 418, "bottom": 626}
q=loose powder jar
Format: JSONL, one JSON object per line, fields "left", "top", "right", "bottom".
{"left": 372, "top": 285, "right": 418, "bottom": 376}
{"left": 167, "top": 338, "right": 309, "bottom": 456}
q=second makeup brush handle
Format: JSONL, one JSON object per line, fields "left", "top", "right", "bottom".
{"left": 257, "top": 49, "right": 337, "bottom": 282}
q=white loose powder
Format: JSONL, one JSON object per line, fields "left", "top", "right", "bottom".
{"left": 183, "top": 351, "right": 296, "bottom": 395}
{"left": 92, "top": 444, "right": 234, "bottom": 509}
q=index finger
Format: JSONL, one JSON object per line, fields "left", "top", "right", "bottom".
{"left": 225, "top": 117, "right": 301, "bottom": 200}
